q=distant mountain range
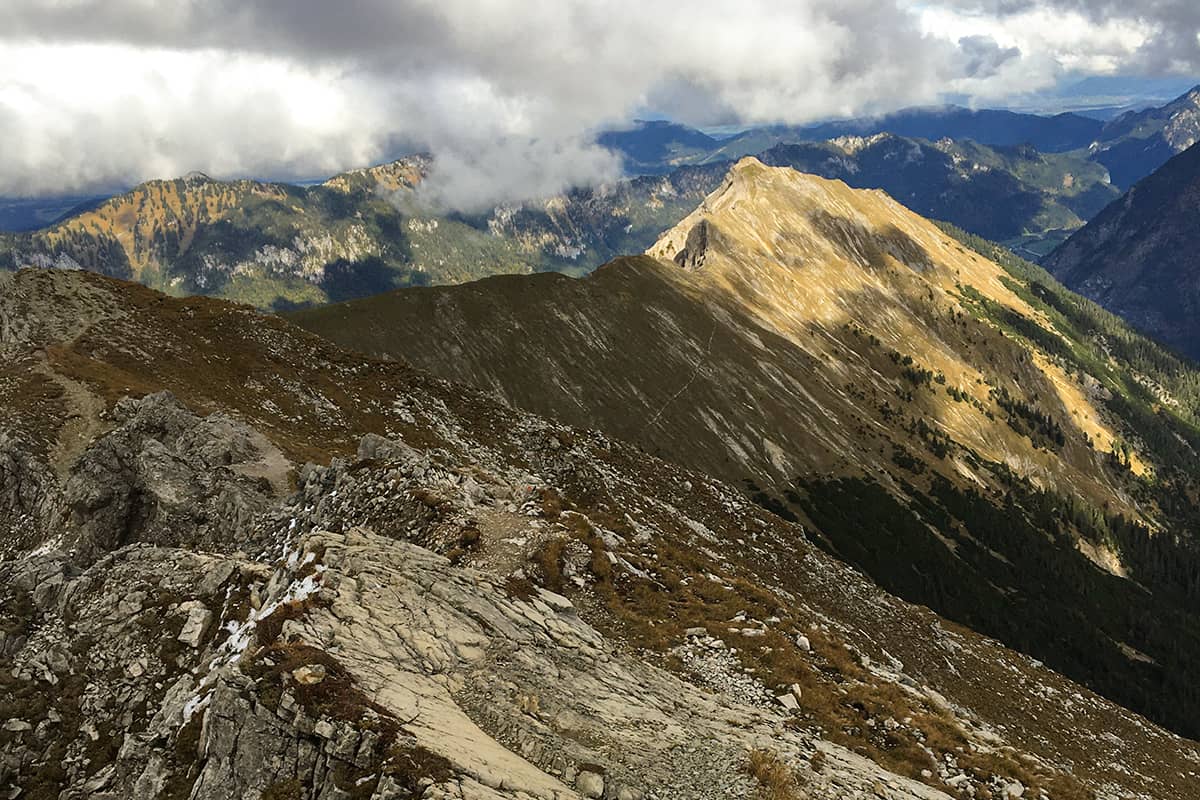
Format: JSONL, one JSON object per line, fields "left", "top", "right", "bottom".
{"left": 293, "top": 158, "right": 1200, "bottom": 740}
{"left": 798, "top": 106, "right": 1103, "bottom": 153}
{"left": 1046, "top": 139, "right": 1200, "bottom": 360}
{"left": 607, "top": 85, "right": 1200, "bottom": 191}
{"left": 1, "top": 86, "right": 1195, "bottom": 316}
{"left": 757, "top": 136, "right": 1116, "bottom": 254}
{"left": 1088, "top": 87, "right": 1200, "bottom": 188}
{"left": 597, "top": 121, "right": 720, "bottom": 174}
{"left": 0, "top": 160, "right": 719, "bottom": 309}
{"left": 0, "top": 135, "right": 1120, "bottom": 307}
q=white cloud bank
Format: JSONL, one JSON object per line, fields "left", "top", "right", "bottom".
{"left": 1, "top": 0, "right": 1197, "bottom": 206}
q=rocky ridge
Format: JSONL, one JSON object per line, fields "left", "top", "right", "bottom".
{"left": 3, "top": 268, "right": 1199, "bottom": 798}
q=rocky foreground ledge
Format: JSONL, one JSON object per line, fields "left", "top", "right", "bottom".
{"left": 1, "top": 397, "right": 953, "bottom": 799}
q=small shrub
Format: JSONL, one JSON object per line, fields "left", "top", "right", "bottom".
{"left": 746, "top": 749, "right": 800, "bottom": 800}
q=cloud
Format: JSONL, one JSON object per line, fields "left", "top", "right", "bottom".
{"left": 957, "top": 35, "right": 1021, "bottom": 78}
{"left": 0, "top": 0, "right": 1198, "bottom": 205}
{"left": 927, "top": 1, "right": 1200, "bottom": 75}
{"left": 0, "top": 43, "right": 394, "bottom": 196}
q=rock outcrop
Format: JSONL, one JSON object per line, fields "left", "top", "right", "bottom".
{"left": 1, "top": 391, "right": 286, "bottom": 562}
{"left": 61, "top": 392, "right": 286, "bottom": 560}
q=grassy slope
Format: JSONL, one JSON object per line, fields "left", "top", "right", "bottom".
{"left": 12, "top": 268, "right": 1200, "bottom": 797}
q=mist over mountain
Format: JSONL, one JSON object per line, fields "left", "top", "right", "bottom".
{"left": 5, "top": 1, "right": 1200, "bottom": 209}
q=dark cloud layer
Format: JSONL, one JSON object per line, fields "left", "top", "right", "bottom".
{"left": 1, "top": 1, "right": 1198, "bottom": 205}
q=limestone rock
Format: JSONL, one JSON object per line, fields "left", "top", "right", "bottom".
{"left": 292, "top": 664, "right": 328, "bottom": 685}
{"left": 576, "top": 770, "right": 605, "bottom": 799}
{"left": 176, "top": 601, "right": 212, "bottom": 648}
{"left": 57, "top": 392, "right": 285, "bottom": 561}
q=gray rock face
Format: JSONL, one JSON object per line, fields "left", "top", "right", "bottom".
{"left": 2, "top": 419, "right": 1199, "bottom": 799}
{"left": 2, "top": 522, "right": 957, "bottom": 800}
{"left": 0, "top": 433, "right": 58, "bottom": 554}
{"left": 176, "top": 601, "right": 212, "bottom": 648}
{"left": 575, "top": 771, "right": 604, "bottom": 798}
{"left": 0, "top": 426, "right": 967, "bottom": 800}
{"left": 54, "top": 392, "right": 285, "bottom": 561}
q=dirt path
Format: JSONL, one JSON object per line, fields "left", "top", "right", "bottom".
{"left": 41, "top": 363, "right": 110, "bottom": 480}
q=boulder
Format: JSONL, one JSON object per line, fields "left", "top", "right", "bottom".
{"left": 576, "top": 770, "right": 605, "bottom": 799}
{"left": 176, "top": 601, "right": 212, "bottom": 648}
{"left": 292, "top": 664, "right": 328, "bottom": 685}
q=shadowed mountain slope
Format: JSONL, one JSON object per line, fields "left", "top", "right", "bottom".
{"left": 1045, "top": 140, "right": 1200, "bottom": 361}
{"left": 597, "top": 120, "right": 720, "bottom": 174}
{"left": 294, "top": 158, "right": 1200, "bottom": 739}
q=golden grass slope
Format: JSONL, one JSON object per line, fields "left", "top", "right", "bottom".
{"left": 647, "top": 157, "right": 1144, "bottom": 510}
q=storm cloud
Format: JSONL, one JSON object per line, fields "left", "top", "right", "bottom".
{"left": 1, "top": 0, "right": 1198, "bottom": 206}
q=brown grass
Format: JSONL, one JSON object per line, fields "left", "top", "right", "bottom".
{"left": 254, "top": 599, "right": 311, "bottom": 647}
{"left": 746, "top": 749, "right": 801, "bottom": 800}
{"left": 522, "top": 480, "right": 1095, "bottom": 800}
{"left": 531, "top": 536, "right": 569, "bottom": 592}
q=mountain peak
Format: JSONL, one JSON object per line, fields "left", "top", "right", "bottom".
{"left": 1177, "top": 84, "right": 1200, "bottom": 105}
{"left": 647, "top": 160, "right": 930, "bottom": 284}
{"left": 728, "top": 154, "right": 769, "bottom": 175}
{"left": 321, "top": 156, "right": 428, "bottom": 194}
